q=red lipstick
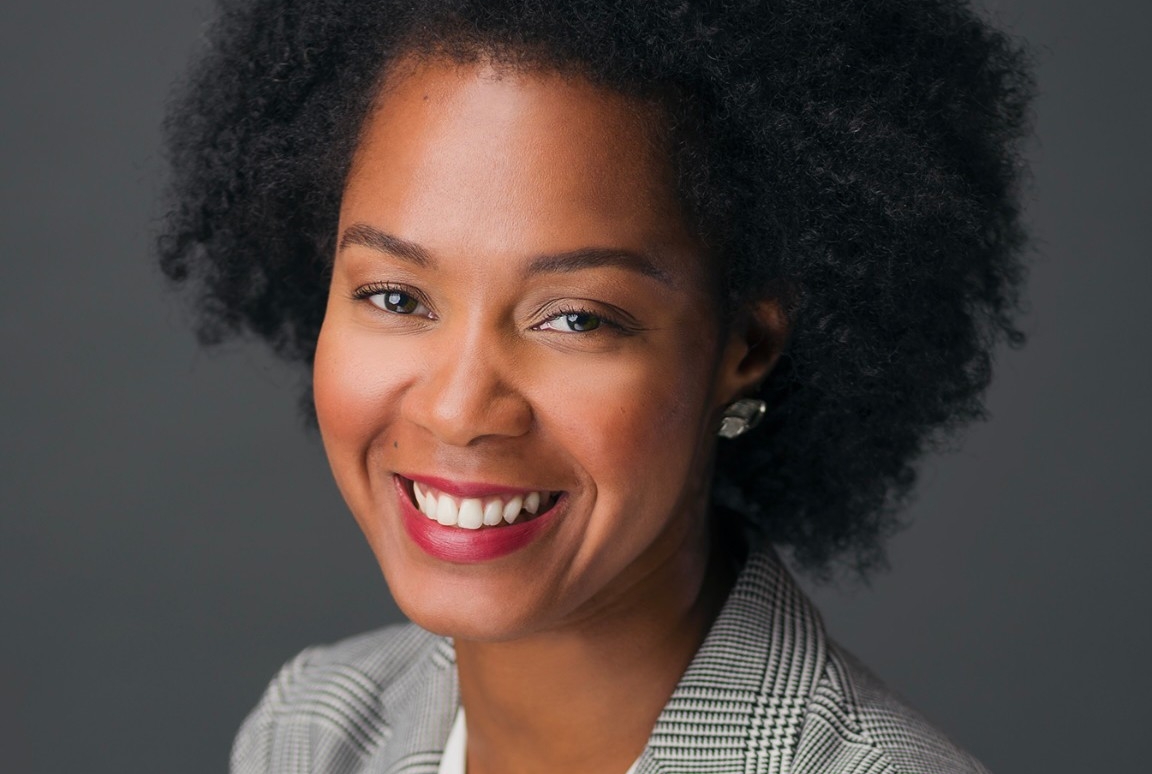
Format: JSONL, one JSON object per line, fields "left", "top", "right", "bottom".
{"left": 404, "top": 474, "right": 540, "bottom": 499}
{"left": 395, "top": 476, "right": 563, "bottom": 563}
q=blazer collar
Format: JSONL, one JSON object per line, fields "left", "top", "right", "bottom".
{"left": 370, "top": 548, "right": 827, "bottom": 774}
{"left": 636, "top": 548, "right": 828, "bottom": 773}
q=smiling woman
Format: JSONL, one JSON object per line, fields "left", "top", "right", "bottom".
{"left": 158, "top": 1, "right": 1033, "bottom": 772}
{"left": 318, "top": 62, "right": 760, "bottom": 652}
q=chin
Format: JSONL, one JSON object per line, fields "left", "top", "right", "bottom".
{"left": 385, "top": 567, "right": 550, "bottom": 643}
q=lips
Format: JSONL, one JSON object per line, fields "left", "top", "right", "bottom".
{"left": 395, "top": 475, "right": 565, "bottom": 562}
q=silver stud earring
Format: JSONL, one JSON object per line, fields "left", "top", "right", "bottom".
{"left": 717, "top": 398, "right": 767, "bottom": 439}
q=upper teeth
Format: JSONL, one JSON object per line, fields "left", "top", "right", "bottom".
{"left": 413, "top": 482, "right": 549, "bottom": 529}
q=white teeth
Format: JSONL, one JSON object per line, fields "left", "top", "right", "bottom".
{"left": 435, "top": 495, "right": 458, "bottom": 526}
{"left": 410, "top": 480, "right": 554, "bottom": 528}
{"left": 457, "top": 498, "right": 484, "bottom": 530}
{"left": 502, "top": 496, "right": 523, "bottom": 524}
{"left": 482, "top": 499, "right": 504, "bottom": 526}
{"left": 415, "top": 483, "right": 437, "bottom": 520}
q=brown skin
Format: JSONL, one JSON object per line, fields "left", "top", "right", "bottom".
{"left": 314, "top": 58, "right": 785, "bottom": 774}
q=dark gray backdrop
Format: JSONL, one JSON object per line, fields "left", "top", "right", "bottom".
{"left": 1, "top": 1, "right": 1148, "bottom": 771}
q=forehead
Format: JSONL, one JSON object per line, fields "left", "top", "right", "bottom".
{"left": 340, "top": 57, "right": 704, "bottom": 278}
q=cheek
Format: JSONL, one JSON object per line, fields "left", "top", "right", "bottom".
{"left": 536, "top": 339, "right": 714, "bottom": 541}
{"left": 313, "top": 315, "right": 413, "bottom": 499}
{"left": 564, "top": 372, "right": 694, "bottom": 461}
{"left": 315, "top": 327, "right": 377, "bottom": 443}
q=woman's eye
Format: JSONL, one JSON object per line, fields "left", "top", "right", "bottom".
{"left": 540, "top": 311, "right": 603, "bottom": 333}
{"left": 369, "top": 290, "right": 425, "bottom": 315}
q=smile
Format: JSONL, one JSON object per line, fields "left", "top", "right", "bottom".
{"left": 396, "top": 474, "right": 567, "bottom": 563}
{"left": 411, "top": 479, "right": 561, "bottom": 529}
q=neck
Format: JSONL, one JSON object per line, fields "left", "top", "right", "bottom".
{"left": 455, "top": 531, "right": 736, "bottom": 774}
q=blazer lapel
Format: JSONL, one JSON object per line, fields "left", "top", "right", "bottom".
{"left": 366, "top": 636, "right": 460, "bottom": 774}
{"left": 635, "top": 549, "right": 828, "bottom": 774}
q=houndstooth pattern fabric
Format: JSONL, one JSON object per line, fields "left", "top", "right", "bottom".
{"left": 231, "top": 550, "right": 990, "bottom": 774}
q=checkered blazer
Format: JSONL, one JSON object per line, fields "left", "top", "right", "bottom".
{"left": 231, "top": 550, "right": 990, "bottom": 773}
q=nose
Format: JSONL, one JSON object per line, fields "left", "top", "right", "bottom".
{"left": 402, "top": 326, "right": 534, "bottom": 446}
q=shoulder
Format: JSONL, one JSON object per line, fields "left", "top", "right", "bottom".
{"left": 795, "top": 641, "right": 992, "bottom": 774}
{"left": 642, "top": 550, "right": 991, "bottom": 774}
{"left": 230, "top": 623, "right": 452, "bottom": 774}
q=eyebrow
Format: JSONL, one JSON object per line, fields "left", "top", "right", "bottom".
{"left": 339, "top": 223, "right": 673, "bottom": 286}
{"left": 340, "top": 223, "right": 433, "bottom": 266}
{"left": 527, "top": 247, "right": 672, "bottom": 286}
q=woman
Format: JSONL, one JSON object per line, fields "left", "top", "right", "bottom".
{"left": 160, "top": 0, "right": 1033, "bottom": 771}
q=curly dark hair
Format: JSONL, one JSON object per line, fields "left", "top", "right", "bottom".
{"left": 159, "top": 0, "right": 1034, "bottom": 576}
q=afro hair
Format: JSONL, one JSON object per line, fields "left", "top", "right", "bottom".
{"left": 159, "top": 0, "right": 1034, "bottom": 576}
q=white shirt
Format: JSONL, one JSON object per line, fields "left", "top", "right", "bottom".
{"left": 437, "top": 709, "right": 640, "bottom": 774}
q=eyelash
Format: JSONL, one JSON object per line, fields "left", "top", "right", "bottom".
{"left": 350, "top": 283, "right": 629, "bottom": 335}
{"left": 541, "top": 305, "right": 624, "bottom": 334}
{"left": 351, "top": 281, "right": 408, "bottom": 300}
{"left": 351, "top": 282, "right": 433, "bottom": 313}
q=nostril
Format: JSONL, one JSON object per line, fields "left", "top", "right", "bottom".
{"left": 410, "top": 386, "right": 534, "bottom": 445}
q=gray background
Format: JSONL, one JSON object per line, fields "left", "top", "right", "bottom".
{"left": 1, "top": 0, "right": 1147, "bottom": 771}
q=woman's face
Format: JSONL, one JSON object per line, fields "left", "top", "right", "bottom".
{"left": 315, "top": 58, "right": 768, "bottom": 641}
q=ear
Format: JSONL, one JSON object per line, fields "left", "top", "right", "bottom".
{"left": 714, "top": 297, "right": 789, "bottom": 405}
